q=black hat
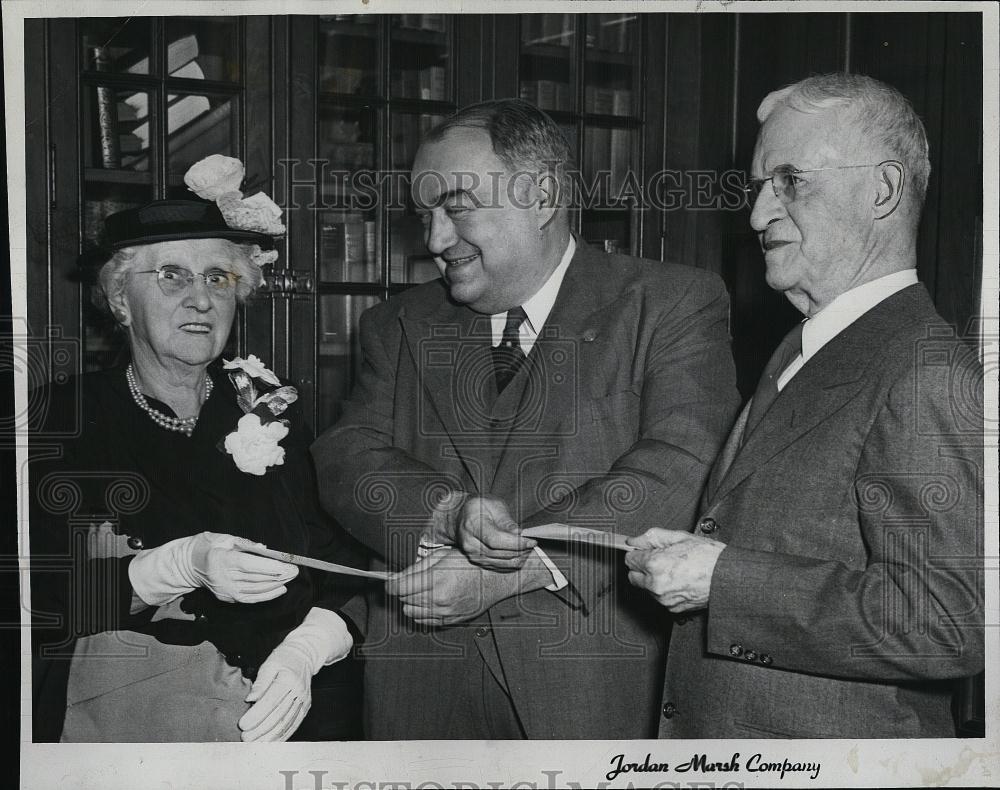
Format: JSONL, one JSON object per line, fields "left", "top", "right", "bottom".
{"left": 76, "top": 198, "right": 276, "bottom": 283}
{"left": 104, "top": 199, "right": 275, "bottom": 250}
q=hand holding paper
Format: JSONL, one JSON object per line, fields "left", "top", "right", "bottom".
{"left": 427, "top": 492, "right": 537, "bottom": 571}
{"left": 386, "top": 548, "right": 547, "bottom": 626}
{"left": 624, "top": 528, "right": 725, "bottom": 612}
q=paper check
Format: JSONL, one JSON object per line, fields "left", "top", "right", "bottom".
{"left": 521, "top": 523, "right": 635, "bottom": 551}
{"left": 244, "top": 544, "right": 390, "bottom": 580}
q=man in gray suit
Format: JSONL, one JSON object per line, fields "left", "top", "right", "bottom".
{"left": 626, "top": 73, "right": 984, "bottom": 738}
{"left": 312, "top": 99, "right": 740, "bottom": 738}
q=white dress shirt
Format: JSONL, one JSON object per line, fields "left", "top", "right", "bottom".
{"left": 490, "top": 235, "right": 576, "bottom": 351}
{"left": 777, "top": 269, "right": 919, "bottom": 392}
{"left": 488, "top": 235, "right": 577, "bottom": 591}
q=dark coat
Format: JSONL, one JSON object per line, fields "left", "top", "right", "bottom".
{"left": 313, "top": 240, "right": 741, "bottom": 738}
{"left": 659, "top": 284, "right": 984, "bottom": 738}
{"left": 28, "top": 364, "right": 367, "bottom": 741}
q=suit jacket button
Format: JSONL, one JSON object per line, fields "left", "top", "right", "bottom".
{"left": 475, "top": 626, "right": 489, "bottom": 638}
{"left": 127, "top": 535, "right": 144, "bottom": 550}
{"left": 675, "top": 616, "right": 689, "bottom": 625}
{"left": 697, "top": 517, "right": 718, "bottom": 535}
{"left": 729, "top": 643, "right": 743, "bottom": 657}
{"left": 582, "top": 329, "right": 597, "bottom": 342}
{"left": 744, "top": 650, "right": 757, "bottom": 662}
{"left": 661, "top": 702, "right": 677, "bottom": 719}
{"left": 760, "top": 653, "right": 772, "bottom": 666}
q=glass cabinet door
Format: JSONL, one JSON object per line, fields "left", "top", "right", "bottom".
{"left": 78, "top": 16, "right": 243, "bottom": 371}
{"left": 312, "top": 13, "right": 456, "bottom": 426}
{"left": 518, "top": 13, "right": 643, "bottom": 255}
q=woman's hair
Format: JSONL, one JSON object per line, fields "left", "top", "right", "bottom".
{"left": 93, "top": 239, "right": 265, "bottom": 315}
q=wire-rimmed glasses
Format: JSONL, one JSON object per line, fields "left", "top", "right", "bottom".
{"left": 742, "top": 161, "right": 901, "bottom": 208}
{"left": 135, "top": 264, "right": 242, "bottom": 297}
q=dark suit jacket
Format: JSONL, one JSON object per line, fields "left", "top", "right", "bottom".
{"left": 660, "top": 284, "right": 984, "bottom": 738}
{"left": 313, "top": 240, "right": 740, "bottom": 738}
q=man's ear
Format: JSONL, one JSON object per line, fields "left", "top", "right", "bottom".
{"left": 536, "top": 171, "right": 560, "bottom": 230}
{"left": 873, "top": 160, "right": 905, "bottom": 220}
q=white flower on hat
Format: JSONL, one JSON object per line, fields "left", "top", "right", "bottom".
{"left": 217, "top": 192, "right": 287, "bottom": 236}
{"left": 184, "top": 154, "right": 245, "bottom": 201}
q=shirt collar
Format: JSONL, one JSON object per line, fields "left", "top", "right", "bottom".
{"left": 801, "top": 269, "right": 918, "bottom": 362}
{"left": 491, "top": 235, "right": 576, "bottom": 344}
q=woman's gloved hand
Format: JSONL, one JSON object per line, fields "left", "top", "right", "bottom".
{"left": 128, "top": 531, "right": 299, "bottom": 606}
{"left": 238, "top": 607, "right": 353, "bottom": 742}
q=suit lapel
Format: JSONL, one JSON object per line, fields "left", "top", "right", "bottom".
{"left": 399, "top": 298, "right": 494, "bottom": 491}
{"left": 711, "top": 285, "right": 927, "bottom": 504}
{"left": 706, "top": 402, "right": 751, "bottom": 502}
{"left": 489, "top": 242, "right": 617, "bottom": 488}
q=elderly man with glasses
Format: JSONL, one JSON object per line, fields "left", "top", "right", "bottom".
{"left": 626, "top": 73, "right": 984, "bottom": 738}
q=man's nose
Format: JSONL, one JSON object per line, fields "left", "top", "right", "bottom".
{"left": 749, "top": 182, "right": 786, "bottom": 233}
{"left": 425, "top": 211, "right": 458, "bottom": 255}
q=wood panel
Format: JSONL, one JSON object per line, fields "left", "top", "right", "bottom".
{"left": 726, "top": 12, "right": 848, "bottom": 396}
{"left": 241, "top": 16, "right": 276, "bottom": 368}
{"left": 283, "top": 15, "right": 318, "bottom": 420}
{"left": 662, "top": 14, "right": 737, "bottom": 274}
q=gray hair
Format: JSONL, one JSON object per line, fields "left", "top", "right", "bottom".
{"left": 758, "top": 73, "right": 931, "bottom": 209}
{"left": 424, "top": 98, "right": 575, "bottom": 209}
{"left": 94, "top": 239, "right": 264, "bottom": 315}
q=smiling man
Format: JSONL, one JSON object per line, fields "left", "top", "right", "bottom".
{"left": 312, "top": 98, "right": 739, "bottom": 739}
{"left": 626, "top": 74, "right": 984, "bottom": 738}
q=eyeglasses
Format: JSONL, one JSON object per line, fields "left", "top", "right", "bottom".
{"left": 742, "top": 161, "right": 900, "bottom": 208}
{"left": 136, "top": 265, "right": 241, "bottom": 297}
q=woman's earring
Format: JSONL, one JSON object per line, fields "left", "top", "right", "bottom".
{"left": 113, "top": 309, "right": 129, "bottom": 325}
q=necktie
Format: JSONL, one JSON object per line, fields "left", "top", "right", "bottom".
{"left": 742, "top": 321, "right": 804, "bottom": 444}
{"left": 492, "top": 306, "right": 528, "bottom": 393}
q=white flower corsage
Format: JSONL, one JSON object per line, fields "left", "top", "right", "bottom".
{"left": 224, "top": 415, "right": 289, "bottom": 476}
{"left": 224, "top": 354, "right": 281, "bottom": 386}
{"left": 184, "top": 154, "right": 287, "bottom": 236}
{"left": 220, "top": 355, "right": 298, "bottom": 475}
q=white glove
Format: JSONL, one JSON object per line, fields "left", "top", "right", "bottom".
{"left": 238, "top": 606, "right": 353, "bottom": 742}
{"left": 128, "top": 531, "right": 299, "bottom": 606}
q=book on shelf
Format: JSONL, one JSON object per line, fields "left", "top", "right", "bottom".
{"left": 320, "top": 212, "right": 374, "bottom": 282}
{"left": 609, "top": 128, "right": 632, "bottom": 194}
{"left": 90, "top": 47, "right": 120, "bottom": 168}
{"left": 532, "top": 80, "right": 571, "bottom": 111}
{"left": 325, "top": 142, "right": 374, "bottom": 170}
{"left": 584, "top": 86, "right": 633, "bottom": 116}
{"left": 319, "top": 65, "right": 367, "bottom": 94}
{"left": 612, "top": 89, "right": 633, "bottom": 116}
{"left": 585, "top": 127, "right": 612, "bottom": 193}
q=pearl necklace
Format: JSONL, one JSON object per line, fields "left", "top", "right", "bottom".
{"left": 125, "top": 364, "right": 213, "bottom": 437}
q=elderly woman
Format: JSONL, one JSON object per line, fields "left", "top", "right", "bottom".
{"left": 29, "top": 156, "right": 365, "bottom": 743}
